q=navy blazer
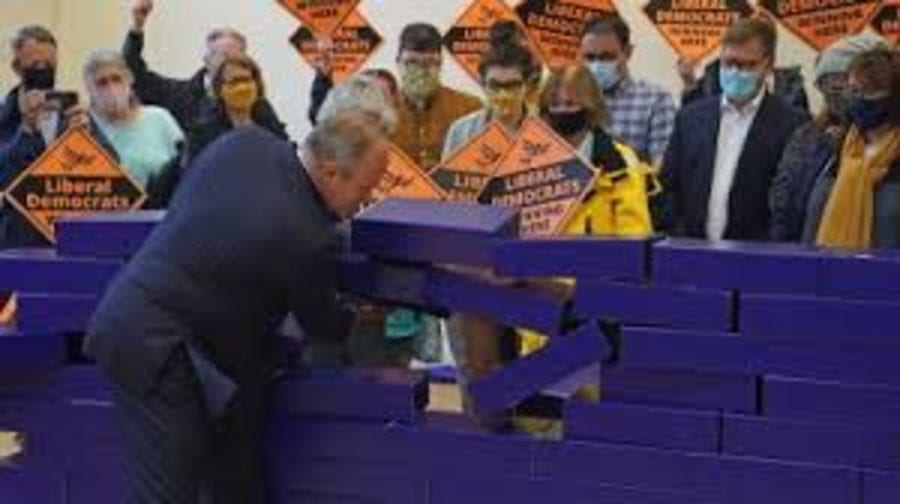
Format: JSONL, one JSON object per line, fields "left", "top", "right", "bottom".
{"left": 657, "top": 94, "right": 808, "bottom": 240}
{"left": 85, "top": 127, "right": 347, "bottom": 409}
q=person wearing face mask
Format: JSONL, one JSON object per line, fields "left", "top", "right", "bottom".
{"left": 657, "top": 18, "right": 808, "bottom": 241}
{"left": 805, "top": 46, "right": 900, "bottom": 249}
{"left": 125, "top": 0, "right": 285, "bottom": 136}
{"left": 580, "top": 14, "right": 676, "bottom": 166}
{"left": 84, "top": 50, "right": 184, "bottom": 201}
{"left": 184, "top": 54, "right": 288, "bottom": 165}
{"left": 769, "top": 34, "right": 887, "bottom": 242}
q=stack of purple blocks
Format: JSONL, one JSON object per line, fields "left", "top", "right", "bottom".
{"left": 2, "top": 200, "right": 900, "bottom": 503}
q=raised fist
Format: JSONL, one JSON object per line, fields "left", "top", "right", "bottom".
{"left": 132, "top": 0, "right": 154, "bottom": 32}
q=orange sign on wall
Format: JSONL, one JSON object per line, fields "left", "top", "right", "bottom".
{"left": 291, "top": 10, "right": 383, "bottom": 84}
{"left": 644, "top": 0, "right": 753, "bottom": 62}
{"left": 3, "top": 128, "right": 146, "bottom": 243}
{"left": 759, "top": 0, "right": 882, "bottom": 51}
{"left": 444, "top": 0, "right": 542, "bottom": 84}
{"left": 478, "top": 119, "right": 596, "bottom": 237}
{"left": 515, "top": 0, "right": 616, "bottom": 69}
{"left": 277, "top": 0, "right": 360, "bottom": 37}
{"left": 369, "top": 144, "right": 447, "bottom": 204}
{"left": 872, "top": 1, "right": 900, "bottom": 44}
{"left": 431, "top": 122, "right": 514, "bottom": 202}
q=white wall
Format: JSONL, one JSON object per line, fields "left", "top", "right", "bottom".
{"left": 3, "top": 0, "right": 833, "bottom": 140}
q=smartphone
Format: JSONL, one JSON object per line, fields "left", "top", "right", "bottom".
{"left": 44, "top": 91, "right": 79, "bottom": 111}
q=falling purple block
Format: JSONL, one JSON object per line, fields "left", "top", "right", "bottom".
{"left": 764, "top": 376, "right": 900, "bottom": 424}
{"left": 0, "top": 249, "right": 121, "bottom": 295}
{"left": 863, "top": 471, "right": 900, "bottom": 504}
{"left": 55, "top": 211, "right": 163, "bottom": 259}
{"left": 601, "top": 368, "right": 758, "bottom": 414}
{"left": 575, "top": 281, "right": 734, "bottom": 331}
{"left": 491, "top": 236, "right": 652, "bottom": 282}
{"left": 16, "top": 294, "right": 97, "bottom": 335}
{"left": 467, "top": 323, "right": 607, "bottom": 413}
{"left": 723, "top": 414, "right": 900, "bottom": 471}
{"left": 717, "top": 456, "right": 860, "bottom": 504}
{"left": 351, "top": 199, "right": 518, "bottom": 267}
{"left": 742, "top": 294, "right": 900, "bottom": 349}
{"left": 335, "top": 255, "right": 437, "bottom": 311}
{"left": 564, "top": 400, "right": 721, "bottom": 453}
{"left": 425, "top": 268, "right": 568, "bottom": 335}
{"left": 652, "top": 239, "right": 824, "bottom": 295}
{"left": 273, "top": 367, "right": 428, "bottom": 422}
{"left": 617, "top": 326, "right": 750, "bottom": 375}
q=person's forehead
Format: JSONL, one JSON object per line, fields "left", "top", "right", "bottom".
{"left": 722, "top": 39, "right": 766, "bottom": 58}
{"left": 222, "top": 64, "right": 252, "bottom": 77}
{"left": 581, "top": 32, "right": 622, "bottom": 51}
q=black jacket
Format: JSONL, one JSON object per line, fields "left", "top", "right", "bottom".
{"left": 657, "top": 94, "right": 809, "bottom": 241}
{"left": 185, "top": 98, "right": 289, "bottom": 166}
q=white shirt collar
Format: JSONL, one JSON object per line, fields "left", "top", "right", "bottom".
{"left": 721, "top": 89, "right": 765, "bottom": 117}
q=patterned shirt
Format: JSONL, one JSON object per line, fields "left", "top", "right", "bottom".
{"left": 605, "top": 77, "right": 677, "bottom": 166}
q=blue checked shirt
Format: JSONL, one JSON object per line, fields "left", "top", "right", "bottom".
{"left": 605, "top": 77, "right": 677, "bottom": 166}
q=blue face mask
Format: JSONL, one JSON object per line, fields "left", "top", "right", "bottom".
{"left": 588, "top": 61, "right": 620, "bottom": 91}
{"left": 719, "top": 65, "right": 761, "bottom": 102}
{"left": 849, "top": 96, "right": 892, "bottom": 133}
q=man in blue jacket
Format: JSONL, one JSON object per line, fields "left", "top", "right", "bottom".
{"left": 656, "top": 18, "right": 808, "bottom": 241}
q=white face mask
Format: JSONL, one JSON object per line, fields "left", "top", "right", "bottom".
{"left": 94, "top": 84, "right": 132, "bottom": 117}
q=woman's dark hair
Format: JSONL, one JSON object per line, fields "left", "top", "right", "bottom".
{"left": 489, "top": 21, "right": 526, "bottom": 49}
{"left": 478, "top": 42, "right": 539, "bottom": 83}
{"left": 849, "top": 47, "right": 900, "bottom": 126}
{"left": 212, "top": 54, "right": 266, "bottom": 98}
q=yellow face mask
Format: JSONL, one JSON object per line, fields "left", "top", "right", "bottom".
{"left": 487, "top": 88, "right": 526, "bottom": 121}
{"left": 220, "top": 81, "right": 259, "bottom": 114}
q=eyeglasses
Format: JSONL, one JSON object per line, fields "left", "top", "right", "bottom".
{"left": 223, "top": 75, "right": 254, "bottom": 86}
{"left": 93, "top": 74, "right": 125, "bottom": 88}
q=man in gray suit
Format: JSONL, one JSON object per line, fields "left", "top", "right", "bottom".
{"left": 84, "top": 100, "right": 391, "bottom": 502}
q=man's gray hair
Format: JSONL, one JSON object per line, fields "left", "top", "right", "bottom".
{"left": 305, "top": 110, "right": 387, "bottom": 172}
{"left": 316, "top": 74, "right": 398, "bottom": 135}
{"left": 82, "top": 50, "right": 134, "bottom": 87}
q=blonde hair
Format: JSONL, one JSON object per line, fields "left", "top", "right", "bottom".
{"left": 540, "top": 64, "right": 608, "bottom": 129}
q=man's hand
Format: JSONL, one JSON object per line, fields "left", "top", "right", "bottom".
{"left": 18, "top": 90, "right": 45, "bottom": 134}
{"left": 676, "top": 57, "right": 698, "bottom": 90}
{"left": 63, "top": 103, "right": 90, "bottom": 130}
{"left": 132, "top": 0, "right": 154, "bottom": 33}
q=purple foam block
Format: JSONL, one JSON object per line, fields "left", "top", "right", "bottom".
{"left": 267, "top": 418, "right": 411, "bottom": 465}
{"left": 0, "top": 249, "right": 121, "bottom": 295}
{"left": 652, "top": 239, "right": 824, "bottom": 295}
{"left": 491, "top": 236, "right": 651, "bottom": 282}
{"left": 65, "top": 452, "right": 128, "bottom": 504}
{"left": 819, "top": 250, "right": 900, "bottom": 302}
{"left": 425, "top": 268, "right": 568, "bottom": 335}
{"left": 601, "top": 368, "right": 758, "bottom": 414}
{"left": 764, "top": 376, "right": 900, "bottom": 424}
{"left": 534, "top": 439, "right": 719, "bottom": 494}
{"left": 273, "top": 367, "right": 428, "bottom": 422}
{"left": 16, "top": 294, "right": 97, "bottom": 335}
{"left": 575, "top": 281, "right": 734, "bottom": 331}
{"left": 467, "top": 323, "right": 607, "bottom": 413}
{"left": 723, "top": 414, "right": 900, "bottom": 471}
{"left": 0, "top": 467, "right": 65, "bottom": 504}
{"left": 335, "top": 255, "right": 438, "bottom": 311}
{"left": 0, "top": 330, "right": 66, "bottom": 381}
{"left": 753, "top": 343, "right": 900, "bottom": 386}
{"left": 742, "top": 294, "right": 900, "bottom": 349}
{"left": 618, "top": 326, "right": 750, "bottom": 375}
{"left": 271, "top": 457, "right": 424, "bottom": 504}
{"left": 564, "top": 400, "right": 721, "bottom": 453}
{"left": 351, "top": 199, "right": 518, "bottom": 267}
{"left": 863, "top": 471, "right": 900, "bottom": 504}
{"left": 717, "top": 456, "right": 860, "bottom": 504}
{"left": 55, "top": 211, "right": 163, "bottom": 259}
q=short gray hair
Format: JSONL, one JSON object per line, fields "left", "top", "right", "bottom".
{"left": 305, "top": 110, "right": 387, "bottom": 173}
{"left": 206, "top": 27, "right": 247, "bottom": 50}
{"left": 83, "top": 49, "right": 134, "bottom": 87}
{"left": 317, "top": 74, "right": 398, "bottom": 135}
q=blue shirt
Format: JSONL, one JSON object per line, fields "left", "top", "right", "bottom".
{"left": 94, "top": 105, "right": 183, "bottom": 187}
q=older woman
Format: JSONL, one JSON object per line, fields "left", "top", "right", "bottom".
{"left": 807, "top": 46, "right": 900, "bottom": 249}
{"left": 84, "top": 50, "right": 183, "bottom": 191}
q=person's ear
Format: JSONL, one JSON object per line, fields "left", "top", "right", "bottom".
{"left": 11, "top": 58, "right": 21, "bottom": 76}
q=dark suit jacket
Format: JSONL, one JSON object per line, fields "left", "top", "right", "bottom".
{"left": 657, "top": 94, "right": 808, "bottom": 240}
{"left": 85, "top": 127, "right": 346, "bottom": 408}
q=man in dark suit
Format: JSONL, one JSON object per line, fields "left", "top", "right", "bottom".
{"left": 657, "top": 18, "right": 808, "bottom": 241}
{"left": 84, "top": 108, "right": 389, "bottom": 503}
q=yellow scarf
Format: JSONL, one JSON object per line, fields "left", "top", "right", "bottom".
{"left": 816, "top": 126, "right": 900, "bottom": 250}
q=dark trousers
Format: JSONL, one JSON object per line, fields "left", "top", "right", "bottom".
{"left": 113, "top": 347, "right": 267, "bottom": 504}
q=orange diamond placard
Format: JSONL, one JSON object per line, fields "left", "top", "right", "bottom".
{"left": 4, "top": 128, "right": 146, "bottom": 243}
{"left": 277, "top": 0, "right": 360, "bottom": 37}
{"left": 478, "top": 118, "right": 596, "bottom": 237}
{"left": 515, "top": 0, "right": 616, "bottom": 69}
{"left": 644, "top": 0, "right": 753, "bottom": 62}
{"left": 759, "top": 0, "right": 882, "bottom": 51}
{"left": 291, "top": 10, "right": 383, "bottom": 84}
{"left": 369, "top": 144, "right": 446, "bottom": 204}
{"left": 444, "top": 0, "right": 543, "bottom": 84}
{"left": 431, "top": 121, "right": 514, "bottom": 202}
{"left": 872, "top": 1, "right": 900, "bottom": 44}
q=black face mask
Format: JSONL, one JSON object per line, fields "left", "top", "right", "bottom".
{"left": 546, "top": 109, "right": 588, "bottom": 137}
{"left": 21, "top": 66, "right": 56, "bottom": 91}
